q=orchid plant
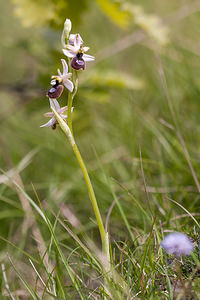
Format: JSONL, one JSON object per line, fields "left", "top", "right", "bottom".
{"left": 41, "top": 19, "right": 110, "bottom": 270}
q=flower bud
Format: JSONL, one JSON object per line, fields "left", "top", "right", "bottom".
{"left": 64, "top": 19, "right": 72, "bottom": 36}
{"left": 61, "top": 18, "right": 72, "bottom": 47}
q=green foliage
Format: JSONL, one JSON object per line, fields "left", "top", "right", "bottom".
{"left": 95, "top": 0, "right": 131, "bottom": 28}
{"left": 12, "top": 0, "right": 89, "bottom": 28}
{"left": 12, "top": 0, "right": 169, "bottom": 46}
{"left": 123, "top": 3, "right": 169, "bottom": 45}
{"left": 13, "top": 0, "right": 55, "bottom": 27}
{"left": 1, "top": 0, "right": 200, "bottom": 298}
{"left": 83, "top": 70, "right": 144, "bottom": 90}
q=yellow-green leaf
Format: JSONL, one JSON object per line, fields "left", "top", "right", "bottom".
{"left": 95, "top": 0, "right": 131, "bottom": 28}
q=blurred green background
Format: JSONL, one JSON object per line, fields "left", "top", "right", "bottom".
{"left": 1, "top": 0, "right": 200, "bottom": 253}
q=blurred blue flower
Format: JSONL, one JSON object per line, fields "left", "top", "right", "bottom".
{"left": 161, "top": 232, "right": 194, "bottom": 256}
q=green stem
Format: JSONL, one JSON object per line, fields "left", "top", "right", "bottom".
{"left": 51, "top": 108, "right": 106, "bottom": 246}
{"left": 72, "top": 142, "right": 106, "bottom": 243}
{"left": 67, "top": 70, "right": 78, "bottom": 133}
{"left": 67, "top": 92, "right": 73, "bottom": 133}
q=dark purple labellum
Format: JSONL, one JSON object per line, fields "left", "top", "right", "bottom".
{"left": 71, "top": 55, "right": 85, "bottom": 70}
{"left": 47, "top": 84, "right": 64, "bottom": 99}
{"left": 51, "top": 123, "right": 57, "bottom": 130}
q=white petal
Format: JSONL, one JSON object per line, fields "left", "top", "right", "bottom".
{"left": 40, "top": 118, "right": 55, "bottom": 128}
{"left": 82, "top": 46, "right": 89, "bottom": 52}
{"left": 69, "top": 33, "right": 83, "bottom": 46}
{"left": 69, "top": 34, "right": 76, "bottom": 45}
{"left": 64, "top": 19, "right": 72, "bottom": 34}
{"left": 74, "top": 34, "right": 82, "bottom": 49}
{"left": 49, "top": 98, "right": 60, "bottom": 111}
{"left": 57, "top": 69, "right": 62, "bottom": 77}
{"left": 67, "top": 44, "right": 80, "bottom": 53}
{"left": 63, "top": 49, "right": 75, "bottom": 58}
{"left": 66, "top": 44, "right": 76, "bottom": 50}
{"left": 50, "top": 79, "right": 57, "bottom": 85}
{"left": 61, "top": 59, "right": 68, "bottom": 75}
{"left": 63, "top": 79, "right": 74, "bottom": 93}
{"left": 62, "top": 73, "right": 72, "bottom": 81}
{"left": 83, "top": 54, "right": 95, "bottom": 62}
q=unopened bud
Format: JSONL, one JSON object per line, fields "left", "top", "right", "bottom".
{"left": 64, "top": 19, "right": 72, "bottom": 36}
{"left": 61, "top": 18, "right": 72, "bottom": 47}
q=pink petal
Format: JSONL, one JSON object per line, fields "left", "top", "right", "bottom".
{"left": 49, "top": 99, "right": 60, "bottom": 111}
{"left": 60, "top": 114, "right": 68, "bottom": 119}
{"left": 44, "top": 112, "right": 54, "bottom": 117}
{"left": 57, "top": 68, "right": 62, "bottom": 77}
{"left": 40, "top": 118, "right": 55, "bottom": 128}
{"left": 62, "top": 73, "right": 72, "bottom": 80}
{"left": 61, "top": 59, "right": 68, "bottom": 75}
{"left": 66, "top": 44, "right": 76, "bottom": 51}
{"left": 63, "top": 49, "right": 76, "bottom": 58}
{"left": 58, "top": 106, "right": 68, "bottom": 114}
{"left": 69, "top": 34, "right": 76, "bottom": 45}
{"left": 69, "top": 33, "right": 83, "bottom": 46}
{"left": 74, "top": 34, "right": 82, "bottom": 49}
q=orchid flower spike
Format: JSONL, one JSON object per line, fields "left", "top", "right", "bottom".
{"left": 161, "top": 232, "right": 194, "bottom": 256}
{"left": 63, "top": 33, "right": 95, "bottom": 70}
{"left": 47, "top": 59, "right": 74, "bottom": 99}
{"left": 40, "top": 99, "right": 72, "bottom": 130}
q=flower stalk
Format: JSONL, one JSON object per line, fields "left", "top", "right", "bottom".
{"left": 52, "top": 108, "right": 110, "bottom": 266}
{"left": 67, "top": 92, "right": 73, "bottom": 133}
{"left": 67, "top": 70, "right": 77, "bottom": 133}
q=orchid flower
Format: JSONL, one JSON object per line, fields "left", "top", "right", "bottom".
{"left": 63, "top": 34, "right": 95, "bottom": 70}
{"left": 69, "top": 33, "right": 83, "bottom": 46}
{"left": 161, "top": 232, "right": 194, "bottom": 256}
{"left": 50, "top": 59, "right": 74, "bottom": 93}
{"left": 40, "top": 99, "right": 70, "bottom": 130}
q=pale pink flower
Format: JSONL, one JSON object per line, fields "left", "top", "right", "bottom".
{"left": 40, "top": 99, "right": 70, "bottom": 130}
{"left": 161, "top": 232, "right": 194, "bottom": 256}
{"left": 63, "top": 34, "right": 94, "bottom": 70}
{"left": 50, "top": 59, "right": 73, "bottom": 93}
